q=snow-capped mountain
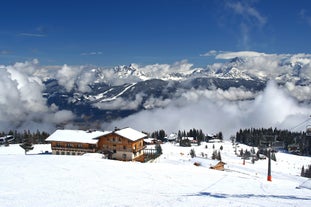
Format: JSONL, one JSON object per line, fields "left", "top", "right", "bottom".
{"left": 41, "top": 55, "right": 311, "bottom": 125}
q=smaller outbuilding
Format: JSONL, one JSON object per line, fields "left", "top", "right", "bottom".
{"left": 192, "top": 157, "right": 226, "bottom": 171}
{"left": 209, "top": 161, "right": 226, "bottom": 171}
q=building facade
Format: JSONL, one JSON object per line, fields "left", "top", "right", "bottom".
{"left": 46, "top": 129, "right": 109, "bottom": 156}
{"left": 96, "top": 128, "right": 146, "bottom": 162}
{"left": 46, "top": 128, "right": 146, "bottom": 162}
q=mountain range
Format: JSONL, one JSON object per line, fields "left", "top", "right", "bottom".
{"left": 41, "top": 55, "right": 311, "bottom": 126}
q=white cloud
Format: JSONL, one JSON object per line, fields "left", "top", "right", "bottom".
{"left": 215, "top": 51, "right": 266, "bottom": 59}
{"left": 56, "top": 64, "right": 82, "bottom": 91}
{"left": 223, "top": 1, "right": 267, "bottom": 49}
{"left": 0, "top": 60, "right": 74, "bottom": 132}
{"left": 299, "top": 9, "right": 311, "bottom": 27}
{"left": 0, "top": 50, "right": 11, "bottom": 55}
{"left": 226, "top": 1, "right": 267, "bottom": 27}
{"left": 56, "top": 64, "right": 96, "bottom": 93}
{"left": 200, "top": 50, "right": 218, "bottom": 57}
{"left": 81, "top": 51, "right": 103, "bottom": 56}
{"left": 104, "top": 81, "right": 311, "bottom": 138}
{"left": 18, "top": 33, "right": 45, "bottom": 37}
{"left": 1, "top": 53, "right": 311, "bottom": 135}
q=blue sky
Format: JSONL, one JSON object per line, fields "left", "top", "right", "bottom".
{"left": 1, "top": 0, "right": 311, "bottom": 67}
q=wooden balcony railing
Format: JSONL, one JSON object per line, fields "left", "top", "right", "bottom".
{"left": 52, "top": 146, "right": 96, "bottom": 153}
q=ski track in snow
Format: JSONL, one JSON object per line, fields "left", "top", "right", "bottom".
{"left": 100, "top": 83, "right": 136, "bottom": 102}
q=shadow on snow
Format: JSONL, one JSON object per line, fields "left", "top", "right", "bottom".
{"left": 188, "top": 192, "right": 311, "bottom": 201}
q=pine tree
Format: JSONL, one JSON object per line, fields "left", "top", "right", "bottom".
{"left": 190, "top": 148, "right": 196, "bottom": 158}
{"left": 212, "top": 150, "right": 217, "bottom": 160}
{"left": 301, "top": 165, "right": 305, "bottom": 177}
{"left": 20, "top": 142, "right": 34, "bottom": 155}
{"left": 218, "top": 132, "right": 223, "bottom": 141}
{"left": 217, "top": 151, "right": 222, "bottom": 161}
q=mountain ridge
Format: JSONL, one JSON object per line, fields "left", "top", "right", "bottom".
{"left": 42, "top": 55, "right": 311, "bottom": 124}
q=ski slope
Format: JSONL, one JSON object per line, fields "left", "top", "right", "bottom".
{"left": 0, "top": 142, "right": 310, "bottom": 207}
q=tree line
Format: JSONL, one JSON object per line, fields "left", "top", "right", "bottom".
{"left": 150, "top": 128, "right": 223, "bottom": 146}
{"left": 236, "top": 127, "right": 311, "bottom": 156}
{"left": 0, "top": 130, "right": 50, "bottom": 145}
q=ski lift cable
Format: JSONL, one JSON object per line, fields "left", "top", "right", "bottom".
{"left": 290, "top": 115, "right": 311, "bottom": 131}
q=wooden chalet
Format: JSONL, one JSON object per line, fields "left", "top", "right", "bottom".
{"left": 46, "top": 129, "right": 109, "bottom": 156}
{"left": 96, "top": 127, "right": 147, "bottom": 162}
{"left": 46, "top": 127, "right": 147, "bottom": 162}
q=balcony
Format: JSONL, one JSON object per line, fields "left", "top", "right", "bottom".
{"left": 52, "top": 146, "right": 96, "bottom": 153}
{"left": 133, "top": 146, "right": 146, "bottom": 153}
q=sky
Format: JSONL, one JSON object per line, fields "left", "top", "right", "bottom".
{"left": 1, "top": 0, "right": 311, "bottom": 67}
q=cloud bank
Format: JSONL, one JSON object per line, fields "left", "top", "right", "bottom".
{"left": 105, "top": 81, "right": 311, "bottom": 138}
{"left": 0, "top": 51, "right": 310, "bottom": 137}
{"left": 0, "top": 60, "right": 74, "bottom": 132}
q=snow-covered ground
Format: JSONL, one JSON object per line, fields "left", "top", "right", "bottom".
{"left": 0, "top": 141, "right": 311, "bottom": 207}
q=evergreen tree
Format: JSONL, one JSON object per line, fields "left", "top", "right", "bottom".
{"left": 20, "top": 142, "right": 34, "bottom": 155}
{"left": 217, "top": 151, "right": 222, "bottom": 161}
{"left": 301, "top": 165, "right": 305, "bottom": 177}
{"left": 218, "top": 132, "right": 223, "bottom": 141}
{"left": 180, "top": 138, "right": 191, "bottom": 147}
{"left": 190, "top": 148, "right": 196, "bottom": 158}
{"left": 240, "top": 149, "right": 244, "bottom": 157}
{"left": 212, "top": 150, "right": 217, "bottom": 160}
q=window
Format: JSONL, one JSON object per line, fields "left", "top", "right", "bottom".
{"left": 56, "top": 151, "right": 60, "bottom": 155}
{"left": 66, "top": 152, "right": 70, "bottom": 155}
{"left": 123, "top": 145, "right": 126, "bottom": 150}
{"left": 113, "top": 150, "right": 116, "bottom": 153}
{"left": 61, "top": 151, "right": 65, "bottom": 155}
{"left": 122, "top": 154, "right": 127, "bottom": 160}
{"left": 77, "top": 144, "right": 83, "bottom": 148}
{"left": 112, "top": 137, "right": 115, "bottom": 142}
{"left": 66, "top": 143, "right": 73, "bottom": 148}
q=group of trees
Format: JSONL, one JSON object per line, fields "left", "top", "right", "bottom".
{"left": 150, "top": 130, "right": 166, "bottom": 141}
{"left": 150, "top": 128, "right": 224, "bottom": 146}
{"left": 236, "top": 127, "right": 311, "bottom": 156}
{"left": 0, "top": 130, "right": 50, "bottom": 145}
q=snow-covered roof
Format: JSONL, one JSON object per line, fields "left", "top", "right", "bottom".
{"left": 144, "top": 138, "right": 156, "bottom": 143}
{"left": 46, "top": 129, "right": 110, "bottom": 144}
{"left": 114, "top": 127, "right": 147, "bottom": 141}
